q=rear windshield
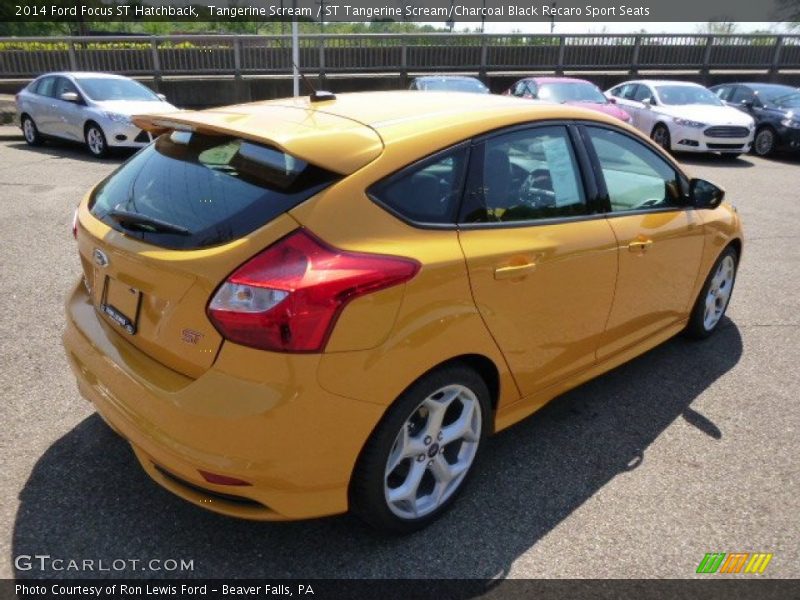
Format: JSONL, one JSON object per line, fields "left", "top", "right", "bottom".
{"left": 90, "top": 131, "right": 338, "bottom": 249}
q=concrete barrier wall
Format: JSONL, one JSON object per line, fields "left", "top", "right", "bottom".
{"left": 148, "top": 72, "right": 800, "bottom": 109}
{"left": 2, "top": 72, "right": 800, "bottom": 109}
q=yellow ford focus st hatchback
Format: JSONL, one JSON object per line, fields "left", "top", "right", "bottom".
{"left": 63, "top": 91, "right": 742, "bottom": 533}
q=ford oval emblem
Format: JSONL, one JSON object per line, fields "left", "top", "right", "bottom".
{"left": 93, "top": 248, "right": 109, "bottom": 268}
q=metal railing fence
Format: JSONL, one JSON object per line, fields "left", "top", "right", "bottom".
{"left": 1, "top": 33, "right": 799, "bottom": 79}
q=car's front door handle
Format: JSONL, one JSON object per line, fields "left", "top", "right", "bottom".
{"left": 628, "top": 239, "right": 654, "bottom": 253}
{"left": 494, "top": 262, "right": 537, "bottom": 280}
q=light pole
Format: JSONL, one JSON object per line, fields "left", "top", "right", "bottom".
{"left": 550, "top": 2, "right": 557, "bottom": 34}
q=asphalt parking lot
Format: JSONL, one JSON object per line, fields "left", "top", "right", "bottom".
{"left": 0, "top": 125, "right": 798, "bottom": 581}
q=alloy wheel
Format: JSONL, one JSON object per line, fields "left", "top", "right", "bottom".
{"left": 754, "top": 128, "right": 775, "bottom": 156}
{"left": 652, "top": 125, "right": 670, "bottom": 150}
{"left": 703, "top": 255, "right": 735, "bottom": 331}
{"left": 86, "top": 127, "right": 106, "bottom": 156}
{"left": 23, "top": 118, "right": 36, "bottom": 143}
{"left": 384, "top": 384, "right": 482, "bottom": 519}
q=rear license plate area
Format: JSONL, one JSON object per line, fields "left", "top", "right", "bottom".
{"left": 100, "top": 276, "right": 142, "bottom": 335}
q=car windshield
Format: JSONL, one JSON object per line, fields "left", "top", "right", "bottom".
{"left": 417, "top": 79, "right": 489, "bottom": 93}
{"left": 757, "top": 87, "right": 800, "bottom": 108}
{"left": 537, "top": 82, "right": 608, "bottom": 104}
{"left": 655, "top": 85, "right": 722, "bottom": 106}
{"left": 78, "top": 77, "right": 161, "bottom": 102}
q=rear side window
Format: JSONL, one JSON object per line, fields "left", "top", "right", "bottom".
{"left": 460, "top": 125, "right": 587, "bottom": 224}
{"left": 369, "top": 147, "right": 468, "bottom": 225}
{"left": 90, "top": 131, "right": 338, "bottom": 249}
{"left": 33, "top": 76, "right": 56, "bottom": 97}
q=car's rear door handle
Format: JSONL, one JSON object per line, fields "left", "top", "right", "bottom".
{"left": 494, "top": 262, "right": 537, "bottom": 279}
{"left": 627, "top": 239, "right": 654, "bottom": 253}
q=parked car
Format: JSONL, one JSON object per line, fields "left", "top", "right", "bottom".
{"left": 409, "top": 75, "right": 489, "bottom": 93}
{"left": 505, "top": 76, "right": 631, "bottom": 123}
{"left": 16, "top": 72, "right": 179, "bottom": 158}
{"left": 64, "top": 91, "right": 742, "bottom": 533}
{"left": 605, "top": 80, "right": 755, "bottom": 157}
{"left": 709, "top": 82, "right": 800, "bottom": 156}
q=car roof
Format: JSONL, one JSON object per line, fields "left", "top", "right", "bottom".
{"left": 35, "top": 72, "right": 132, "bottom": 80}
{"left": 413, "top": 75, "right": 482, "bottom": 81}
{"left": 731, "top": 82, "right": 798, "bottom": 90}
{"left": 524, "top": 77, "right": 593, "bottom": 85}
{"left": 620, "top": 80, "right": 704, "bottom": 88}
{"left": 134, "top": 91, "right": 630, "bottom": 175}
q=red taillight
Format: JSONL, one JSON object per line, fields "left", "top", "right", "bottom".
{"left": 207, "top": 229, "right": 420, "bottom": 353}
{"left": 72, "top": 207, "right": 79, "bottom": 239}
{"left": 198, "top": 470, "right": 251, "bottom": 487}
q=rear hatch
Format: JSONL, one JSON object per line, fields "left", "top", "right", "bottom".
{"left": 76, "top": 106, "right": 383, "bottom": 378}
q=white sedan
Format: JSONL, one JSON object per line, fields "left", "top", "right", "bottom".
{"left": 606, "top": 80, "right": 755, "bottom": 157}
{"left": 16, "top": 72, "right": 180, "bottom": 158}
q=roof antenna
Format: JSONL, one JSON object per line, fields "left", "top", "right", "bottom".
{"left": 292, "top": 61, "right": 336, "bottom": 103}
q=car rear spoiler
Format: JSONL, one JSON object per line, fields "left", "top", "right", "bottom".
{"left": 132, "top": 106, "right": 384, "bottom": 175}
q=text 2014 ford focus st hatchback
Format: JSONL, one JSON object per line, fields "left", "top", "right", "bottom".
{"left": 64, "top": 91, "right": 743, "bottom": 533}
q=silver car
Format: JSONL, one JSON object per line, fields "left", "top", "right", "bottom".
{"left": 16, "top": 72, "right": 179, "bottom": 158}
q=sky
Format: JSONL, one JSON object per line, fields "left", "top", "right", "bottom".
{"left": 465, "top": 21, "right": 780, "bottom": 33}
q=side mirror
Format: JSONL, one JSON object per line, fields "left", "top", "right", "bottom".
{"left": 690, "top": 178, "right": 725, "bottom": 209}
{"left": 742, "top": 99, "right": 754, "bottom": 110}
{"left": 646, "top": 96, "right": 657, "bottom": 107}
{"left": 157, "top": 93, "right": 167, "bottom": 101}
{"left": 60, "top": 91, "right": 80, "bottom": 103}
{"left": 608, "top": 96, "right": 617, "bottom": 104}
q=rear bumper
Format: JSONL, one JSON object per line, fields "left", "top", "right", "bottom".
{"left": 62, "top": 280, "right": 385, "bottom": 520}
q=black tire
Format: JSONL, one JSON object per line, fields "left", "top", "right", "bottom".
{"left": 651, "top": 123, "right": 671, "bottom": 153}
{"left": 21, "top": 115, "right": 43, "bottom": 146}
{"left": 752, "top": 126, "right": 776, "bottom": 157}
{"left": 350, "top": 363, "right": 491, "bottom": 534}
{"left": 685, "top": 246, "right": 739, "bottom": 339}
{"left": 84, "top": 122, "right": 108, "bottom": 158}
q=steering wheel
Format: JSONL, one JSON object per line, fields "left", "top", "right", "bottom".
{"left": 519, "top": 169, "right": 556, "bottom": 208}
{"left": 631, "top": 197, "right": 664, "bottom": 209}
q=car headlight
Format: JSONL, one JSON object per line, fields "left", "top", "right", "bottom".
{"left": 781, "top": 117, "right": 800, "bottom": 129}
{"left": 104, "top": 112, "right": 131, "bottom": 125}
{"left": 673, "top": 118, "right": 706, "bottom": 128}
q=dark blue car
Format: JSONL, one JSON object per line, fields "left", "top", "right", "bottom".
{"left": 710, "top": 82, "right": 800, "bottom": 156}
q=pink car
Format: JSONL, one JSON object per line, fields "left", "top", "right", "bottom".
{"left": 505, "top": 76, "right": 632, "bottom": 123}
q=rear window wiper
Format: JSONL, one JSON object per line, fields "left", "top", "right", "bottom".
{"left": 107, "top": 208, "right": 191, "bottom": 236}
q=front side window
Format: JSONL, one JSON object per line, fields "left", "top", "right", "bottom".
{"left": 731, "top": 86, "right": 757, "bottom": 105}
{"left": 369, "top": 147, "right": 468, "bottom": 224}
{"left": 461, "top": 125, "right": 587, "bottom": 223}
{"left": 586, "top": 127, "right": 685, "bottom": 213}
{"left": 632, "top": 85, "right": 653, "bottom": 103}
{"left": 54, "top": 77, "right": 79, "bottom": 100}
